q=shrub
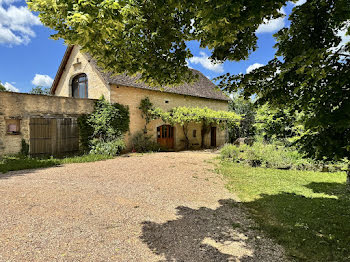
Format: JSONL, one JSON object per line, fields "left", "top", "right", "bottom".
{"left": 221, "top": 140, "right": 318, "bottom": 170}
{"left": 90, "top": 138, "right": 126, "bottom": 156}
{"left": 77, "top": 114, "right": 94, "bottom": 152}
{"left": 131, "top": 132, "right": 161, "bottom": 152}
{"left": 220, "top": 144, "right": 240, "bottom": 160}
{"left": 20, "top": 139, "right": 29, "bottom": 156}
{"left": 78, "top": 97, "right": 130, "bottom": 155}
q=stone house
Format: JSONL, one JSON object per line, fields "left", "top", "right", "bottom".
{"left": 0, "top": 45, "right": 229, "bottom": 156}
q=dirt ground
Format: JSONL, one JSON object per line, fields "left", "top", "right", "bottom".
{"left": 0, "top": 151, "right": 286, "bottom": 262}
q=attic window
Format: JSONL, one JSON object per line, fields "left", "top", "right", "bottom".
{"left": 72, "top": 73, "right": 88, "bottom": 98}
{"left": 6, "top": 119, "right": 20, "bottom": 135}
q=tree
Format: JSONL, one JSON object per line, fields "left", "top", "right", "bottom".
{"left": 255, "top": 103, "right": 304, "bottom": 143}
{"left": 0, "top": 82, "right": 6, "bottom": 92}
{"left": 28, "top": 0, "right": 289, "bottom": 86}
{"left": 218, "top": 0, "right": 350, "bottom": 183}
{"left": 30, "top": 86, "right": 51, "bottom": 95}
{"left": 229, "top": 94, "right": 256, "bottom": 141}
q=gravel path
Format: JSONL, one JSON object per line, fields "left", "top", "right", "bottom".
{"left": 0, "top": 151, "right": 286, "bottom": 261}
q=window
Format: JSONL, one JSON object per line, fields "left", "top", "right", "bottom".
{"left": 165, "top": 100, "right": 169, "bottom": 104}
{"left": 72, "top": 73, "right": 88, "bottom": 98}
{"left": 6, "top": 119, "right": 20, "bottom": 135}
{"left": 193, "top": 129, "right": 197, "bottom": 138}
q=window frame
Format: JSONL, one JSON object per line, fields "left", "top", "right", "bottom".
{"left": 72, "top": 73, "right": 88, "bottom": 98}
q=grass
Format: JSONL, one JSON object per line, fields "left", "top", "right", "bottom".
{"left": 218, "top": 161, "right": 350, "bottom": 262}
{"left": 0, "top": 154, "right": 114, "bottom": 173}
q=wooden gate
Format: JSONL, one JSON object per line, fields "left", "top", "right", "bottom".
{"left": 30, "top": 118, "right": 79, "bottom": 156}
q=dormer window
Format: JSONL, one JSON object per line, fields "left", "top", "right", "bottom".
{"left": 72, "top": 73, "right": 88, "bottom": 98}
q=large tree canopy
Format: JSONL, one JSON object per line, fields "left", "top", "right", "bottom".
{"left": 28, "top": 0, "right": 288, "bottom": 86}
{"left": 219, "top": 0, "right": 350, "bottom": 161}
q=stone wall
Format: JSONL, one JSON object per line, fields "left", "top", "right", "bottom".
{"left": 110, "top": 85, "right": 229, "bottom": 151}
{"left": 0, "top": 91, "right": 95, "bottom": 155}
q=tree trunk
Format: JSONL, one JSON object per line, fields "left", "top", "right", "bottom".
{"left": 201, "top": 122, "right": 210, "bottom": 149}
{"left": 347, "top": 169, "right": 350, "bottom": 186}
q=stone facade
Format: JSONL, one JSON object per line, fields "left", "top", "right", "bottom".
{"left": 0, "top": 46, "right": 229, "bottom": 156}
{"left": 54, "top": 46, "right": 110, "bottom": 101}
{"left": 53, "top": 46, "right": 230, "bottom": 151}
{"left": 0, "top": 92, "right": 95, "bottom": 155}
{"left": 110, "top": 85, "right": 228, "bottom": 150}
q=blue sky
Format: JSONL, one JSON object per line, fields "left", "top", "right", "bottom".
{"left": 0, "top": 0, "right": 304, "bottom": 93}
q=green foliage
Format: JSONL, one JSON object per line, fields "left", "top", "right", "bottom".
{"left": 77, "top": 97, "right": 129, "bottom": 155}
{"left": 139, "top": 97, "right": 154, "bottom": 133}
{"left": 0, "top": 154, "right": 113, "bottom": 173}
{"left": 219, "top": 162, "right": 349, "bottom": 261}
{"left": 151, "top": 106, "right": 240, "bottom": 148}
{"left": 220, "top": 144, "right": 240, "bottom": 160}
{"left": 220, "top": 140, "right": 345, "bottom": 171}
{"left": 89, "top": 138, "right": 125, "bottom": 156}
{"left": 28, "top": 0, "right": 288, "bottom": 86}
{"left": 0, "top": 81, "right": 6, "bottom": 92}
{"left": 228, "top": 94, "right": 256, "bottom": 141}
{"left": 152, "top": 106, "right": 240, "bottom": 127}
{"left": 77, "top": 114, "right": 94, "bottom": 152}
{"left": 30, "top": 86, "right": 50, "bottom": 95}
{"left": 219, "top": 0, "right": 350, "bottom": 162}
{"left": 20, "top": 139, "right": 29, "bottom": 156}
{"left": 255, "top": 103, "right": 304, "bottom": 143}
{"left": 131, "top": 131, "right": 161, "bottom": 153}
{"left": 89, "top": 98, "right": 129, "bottom": 141}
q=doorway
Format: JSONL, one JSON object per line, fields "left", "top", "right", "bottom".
{"left": 157, "top": 125, "right": 174, "bottom": 149}
{"left": 210, "top": 126, "right": 217, "bottom": 147}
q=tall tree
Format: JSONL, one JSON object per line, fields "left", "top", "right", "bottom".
{"left": 28, "top": 0, "right": 289, "bottom": 86}
{"left": 218, "top": 0, "right": 350, "bottom": 183}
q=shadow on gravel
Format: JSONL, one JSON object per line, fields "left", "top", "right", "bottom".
{"left": 140, "top": 199, "right": 284, "bottom": 262}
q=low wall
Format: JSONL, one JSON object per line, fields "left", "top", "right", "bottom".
{"left": 0, "top": 91, "right": 96, "bottom": 155}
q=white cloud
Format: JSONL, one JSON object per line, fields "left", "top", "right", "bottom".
{"left": 4, "top": 82, "right": 19, "bottom": 92}
{"left": 0, "top": 2, "right": 41, "bottom": 45}
{"left": 256, "top": 8, "right": 286, "bottom": 34}
{"left": 337, "top": 28, "right": 350, "bottom": 48}
{"left": 291, "top": 0, "right": 306, "bottom": 6}
{"left": 246, "top": 63, "right": 264, "bottom": 74}
{"left": 188, "top": 52, "right": 224, "bottom": 73}
{"left": 32, "top": 74, "right": 54, "bottom": 87}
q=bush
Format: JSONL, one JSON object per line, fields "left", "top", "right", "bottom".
{"left": 90, "top": 138, "right": 126, "bottom": 156}
{"left": 77, "top": 114, "right": 94, "bottom": 152}
{"left": 131, "top": 132, "right": 161, "bottom": 152}
{"left": 221, "top": 140, "right": 318, "bottom": 170}
{"left": 220, "top": 144, "right": 240, "bottom": 160}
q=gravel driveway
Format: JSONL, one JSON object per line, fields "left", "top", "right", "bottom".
{"left": 0, "top": 151, "right": 286, "bottom": 261}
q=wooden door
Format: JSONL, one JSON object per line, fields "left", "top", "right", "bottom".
{"left": 30, "top": 117, "right": 79, "bottom": 156}
{"left": 211, "top": 126, "right": 217, "bottom": 147}
{"left": 56, "top": 118, "right": 79, "bottom": 155}
{"left": 157, "top": 125, "right": 174, "bottom": 149}
{"left": 30, "top": 118, "right": 53, "bottom": 155}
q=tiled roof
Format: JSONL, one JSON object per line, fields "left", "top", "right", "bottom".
{"left": 52, "top": 46, "right": 230, "bottom": 101}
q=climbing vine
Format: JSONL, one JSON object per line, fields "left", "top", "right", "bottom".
{"left": 151, "top": 106, "right": 240, "bottom": 149}
{"left": 139, "top": 97, "right": 155, "bottom": 133}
